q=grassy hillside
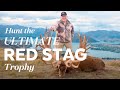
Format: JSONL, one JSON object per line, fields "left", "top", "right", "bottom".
{"left": 0, "top": 48, "right": 120, "bottom": 79}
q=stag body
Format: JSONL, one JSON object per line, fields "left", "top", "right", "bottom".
{"left": 36, "top": 33, "right": 89, "bottom": 77}
{"left": 36, "top": 33, "right": 105, "bottom": 77}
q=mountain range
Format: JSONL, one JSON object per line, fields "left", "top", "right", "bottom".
{"left": 0, "top": 25, "right": 120, "bottom": 43}
{"left": 85, "top": 30, "right": 120, "bottom": 42}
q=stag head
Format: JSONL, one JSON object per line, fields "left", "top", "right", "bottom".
{"left": 36, "top": 30, "right": 91, "bottom": 77}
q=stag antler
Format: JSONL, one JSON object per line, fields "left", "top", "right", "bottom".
{"left": 36, "top": 31, "right": 91, "bottom": 77}
{"left": 65, "top": 33, "right": 91, "bottom": 69}
{"left": 78, "top": 33, "right": 91, "bottom": 52}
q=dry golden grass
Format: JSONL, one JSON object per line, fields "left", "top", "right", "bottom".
{"left": 0, "top": 48, "right": 120, "bottom": 79}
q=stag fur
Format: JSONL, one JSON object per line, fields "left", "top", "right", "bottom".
{"left": 36, "top": 33, "right": 105, "bottom": 77}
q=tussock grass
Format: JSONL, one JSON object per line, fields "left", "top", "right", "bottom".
{"left": 0, "top": 48, "right": 120, "bottom": 79}
{"left": 108, "top": 60, "right": 120, "bottom": 67}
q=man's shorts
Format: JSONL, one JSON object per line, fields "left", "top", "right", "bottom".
{"left": 54, "top": 41, "right": 72, "bottom": 50}
{"left": 54, "top": 41, "right": 72, "bottom": 57}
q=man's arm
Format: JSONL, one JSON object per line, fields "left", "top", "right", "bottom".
{"left": 50, "top": 22, "right": 59, "bottom": 31}
{"left": 46, "top": 22, "right": 59, "bottom": 36}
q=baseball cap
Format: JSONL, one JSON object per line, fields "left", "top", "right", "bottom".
{"left": 61, "top": 12, "right": 67, "bottom": 16}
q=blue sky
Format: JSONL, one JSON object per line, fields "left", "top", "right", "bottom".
{"left": 0, "top": 11, "right": 120, "bottom": 32}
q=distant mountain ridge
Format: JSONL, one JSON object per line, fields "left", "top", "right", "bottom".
{"left": 0, "top": 25, "right": 46, "bottom": 38}
{"left": 85, "top": 30, "right": 120, "bottom": 42}
{"left": 0, "top": 25, "right": 120, "bottom": 43}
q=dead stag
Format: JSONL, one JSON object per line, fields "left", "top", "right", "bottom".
{"left": 35, "top": 32, "right": 90, "bottom": 77}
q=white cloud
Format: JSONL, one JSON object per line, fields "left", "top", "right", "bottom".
{"left": 36, "top": 18, "right": 59, "bottom": 27}
{"left": 0, "top": 11, "right": 60, "bottom": 19}
{"left": 0, "top": 17, "right": 34, "bottom": 27}
{"left": 0, "top": 11, "right": 120, "bottom": 32}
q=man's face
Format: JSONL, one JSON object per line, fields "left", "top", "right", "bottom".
{"left": 61, "top": 15, "right": 67, "bottom": 22}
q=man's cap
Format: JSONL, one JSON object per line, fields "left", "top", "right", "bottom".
{"left": 61, "top": 12, "right": 67, "bottom": 16}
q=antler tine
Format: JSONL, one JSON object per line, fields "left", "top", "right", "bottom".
{"left": 86, "top": 46, "right": 91, "bottom": 51}
{"left": 87, "top": 43, "right": 91, "bottom": 47}
{"left": 44, "top": 27, "right": 48, "bottom": 38}
{"left": 78, "top": 33, "right": 80, "bottom": 38}
{"left": 79, "top": 35, "right": 83, "bottom": 48}
{"left": 40, "top": 34, "right": 42, "bottom": 39}
{"left": 83, "top": 35, "right": 87, "bottom": 50}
